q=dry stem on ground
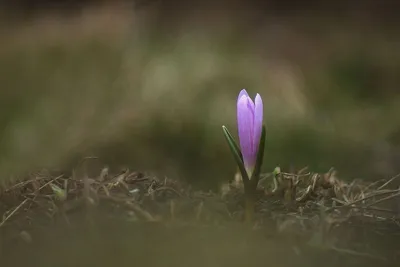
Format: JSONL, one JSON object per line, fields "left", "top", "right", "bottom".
{"left": 0, "top": 162, "right": 399, "bottom": 263}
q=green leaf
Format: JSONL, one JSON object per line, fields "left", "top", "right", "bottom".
{"left": 222, "top": 125, "right": 242, "bottom": 161}
{"left": 222, "top": 125, "right": 249, "bottom": 181}
{"left": 50, "top": 183, "right": 67, "bottom": 202}
{"left": 250, "top": 125, "right": 266, "bottom": 181}
{"left": 273, "top": 166, "right": 281, "bottom": 176}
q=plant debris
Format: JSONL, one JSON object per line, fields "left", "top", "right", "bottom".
{"left": 0, "top": 162, "right": 399, "bottom": 265}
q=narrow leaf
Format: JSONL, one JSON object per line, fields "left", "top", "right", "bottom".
{"left": 222, "top": 125, "right": 249, "bottom": 181}
{"left": 222, "top": 125, "right": 243, "bottom": 161}
{"left": 250, "top": 125, "right": 266, "bottom": 181}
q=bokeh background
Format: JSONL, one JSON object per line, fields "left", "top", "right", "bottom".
{"left": 0, "top": 0, "right": 399, "bottom": 190}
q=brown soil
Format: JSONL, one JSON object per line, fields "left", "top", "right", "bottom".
{"left": 0, "top": 164, "right": 399, "bottom": 267}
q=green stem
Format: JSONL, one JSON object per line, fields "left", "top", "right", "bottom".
{"left": 244, "top": 183, "right": 256, "bottom": 223}
{"left": 244, "top": 196, "right": 255, "bottom": 223}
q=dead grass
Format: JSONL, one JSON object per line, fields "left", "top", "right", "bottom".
{"left": 0, "top": 160, "right": 399, "bottom": 266}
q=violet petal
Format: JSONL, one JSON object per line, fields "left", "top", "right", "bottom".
{"left": 253, "top": 93, "right": 263, "bottom": 156}
{"left": 237, "top": 89, "right": 249, "bottom": 102}
{"left": 237, "top": 95, "right": 255, "bottom": 169}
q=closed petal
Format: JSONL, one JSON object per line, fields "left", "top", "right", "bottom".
{"left": 253, "top": 93, "right": 264, "bottom": 156}
{"left": 237, "top": 89, "right": 249, "bottom": 102}
{"left": 237, "top": 95, "right": 255, "bottom": 169}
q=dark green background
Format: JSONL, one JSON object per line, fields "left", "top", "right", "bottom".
{"left": 0, "top": 3, "right": 399, "bottom": 190}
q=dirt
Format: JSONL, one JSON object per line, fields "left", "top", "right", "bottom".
{"left": 0, "top": 166, "right": 399, "bottom": 267}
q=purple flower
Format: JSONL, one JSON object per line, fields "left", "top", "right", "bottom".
{"left": 237, "top": 89, "right": 263, "bottom": 175}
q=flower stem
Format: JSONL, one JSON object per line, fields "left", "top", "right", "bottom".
{"left": 244, "top": 193, "right": 255, "bottom": 223}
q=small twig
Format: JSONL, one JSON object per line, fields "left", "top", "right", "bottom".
{"left": 23, "top": 175, "right": 64, "bottom": 197}
{"left": 326, "top": 189, "right": 400, "bottom": 212}
{"left": 4, "top": 176, "right": 49, "bottom": 192}
{"left": 298, "top": 166, "right": 309, "bottom": 175}
{"left": 281, "top": 172, "right": 311, "bottom": 178}
{"left": 0, "top": 198, "right": 29, "bottom": 228}
{"left": 37, "top": 175, "right": 63, "bottom": 190}
{"left": 377, "top": 173, "right": 400, "bottom": 190}
{"left": 364, "top": 191, "right": 400, "bottom": 208}
{"left": 296, "top": 185, "right": 312, "bottom": 203}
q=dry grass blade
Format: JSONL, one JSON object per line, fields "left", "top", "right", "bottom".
{"left": 377, "top": 173, "right": 400, "bottom": 190}
{"left": 0, "top": 165, "right": 399, "bottom": 264}
{"left": 0, "top": 198, "right": 29, "bottom": 228}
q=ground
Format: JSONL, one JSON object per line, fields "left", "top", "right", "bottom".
{"left": 0, "top": 166, "right": 399, "bottom": 267}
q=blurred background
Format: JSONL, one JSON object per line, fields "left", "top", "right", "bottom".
{"left": 0, "top": 0, "right": 399, "bottom": 190}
